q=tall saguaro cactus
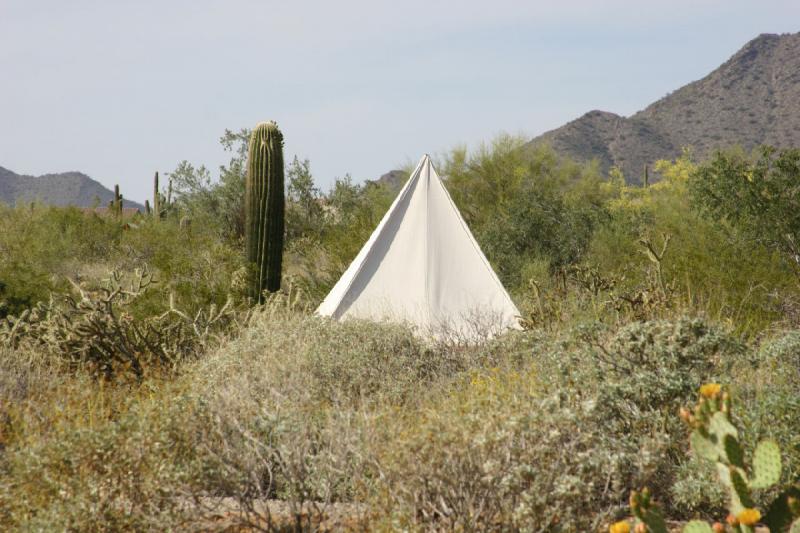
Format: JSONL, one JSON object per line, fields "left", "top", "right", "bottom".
{"left": 110, "top": 184, "right": 123, "bottom": 217}
{"left": 153, "top": 171, "right": 161, "bottom": 221}
{"left": 245, "top": 121, "right": 285, "bottom": 302}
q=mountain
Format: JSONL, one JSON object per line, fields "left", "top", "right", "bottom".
{"left": 0, "top": 166, "right": 144, "bottom": 210}
{"left": 526, "top": 32, "right": 800, "bottom": 183}
{"left": 369, "top": 169, "right": 409, "bottom": 190}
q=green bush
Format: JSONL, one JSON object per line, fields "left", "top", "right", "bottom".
{"left": 0, "top": 204, "right": 120, "bottom": 317}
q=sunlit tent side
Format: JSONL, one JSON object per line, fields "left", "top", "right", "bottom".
{"left": 316, "top": 154, "right": 522, "bottom": 341}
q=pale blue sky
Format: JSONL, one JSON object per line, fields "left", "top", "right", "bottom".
{"left": 1, "top": 0, "right": 798, "bottom": 202}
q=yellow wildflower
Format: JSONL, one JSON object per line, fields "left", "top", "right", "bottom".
{"left": 699, "top": 383, "right": 722, "bottom": 398}
{"left": 736, "top": 508, "right": 761, "bottom": 526}
{"left": 609, "top": 520, "right": 631, "bottom": 533}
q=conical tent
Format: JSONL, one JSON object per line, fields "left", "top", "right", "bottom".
{"left": 316, "top": 155, "right": 521, "bottom": 341}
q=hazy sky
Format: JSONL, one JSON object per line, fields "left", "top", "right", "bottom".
{"left": 2, "top": 1, "right": 799, "bottom": 202}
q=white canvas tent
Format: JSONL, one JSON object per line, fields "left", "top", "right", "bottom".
{"left": 316, "top": 154, "right": 521, "bottom": 341}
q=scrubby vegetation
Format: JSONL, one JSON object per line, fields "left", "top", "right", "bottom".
{"left": 1, "top": 134, "right": 799, "bottom": 531}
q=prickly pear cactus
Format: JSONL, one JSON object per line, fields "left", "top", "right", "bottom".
{"left": 679, "top": 384, "right": 794, "bottom": 532}
{"left": 764, "top": 488, "right": 800, "bottom": 533}
{"left": 750, "top": 440, "right": 781, "bottom": 489}
{"left": 630, "top": 488, "right": 668, "bottom": 533}
{"left": 621, "top": 386, "right": 797, "bottom": 533}
{"left": 683, "top": 521, "right": 713, "bottom": 533}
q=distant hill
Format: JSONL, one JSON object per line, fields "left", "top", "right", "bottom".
{"left": 526, "top": 32, "right": 800, "bottom": 183}
{"left": 369, "top": 169, "right": 409, "bottom": 190}
{"left": 0, "top": 166, "right": 144, "bottom": 210}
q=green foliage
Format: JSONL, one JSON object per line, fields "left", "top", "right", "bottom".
{"left": 0, "top": 204, "right": 120, "bottom": 317}
{"left": 170, "top": 129, "right": 250, "bottom": 241}
{"left": 442, "top": 138, "right": 608, "bottom": 287}
{"left": 587, "top": 150, "right": 797, "bottom": 335}
{"left": 286, "top": 156, "right": 324, "bottom": 242}
{"left": 690, "top": 146, "right": 800, "bottom": 275}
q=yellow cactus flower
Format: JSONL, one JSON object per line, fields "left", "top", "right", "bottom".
{"left": 699, "top": 383, "right": 722, "bottom": 398}
{"left": 609, "top": 520, "right": 631, "bottom": 533}
{"left": 736, "top": 508, "right": 761, "bottom": 526}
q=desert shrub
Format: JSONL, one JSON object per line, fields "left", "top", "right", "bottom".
{"left": 372, "top": 367, "right": 650, "bottom": 531}
{"left": 0, "top": 269, "right": 243, "bottom": 381}
{"left": 0, "top": 204, "right": 120, "bottom": 317}
{"left": 3, "top": 299, "right": 799, "bottom": 531}
{"left": 364, "top": 318, "right": 741, "bottom": 531}
{"left": 690, "top": 146, "right": 800, "bottom": 276}
{"left": 756, "top": 329, "right": 800, "bottom": 384}
{"left": 0, "top": 378, "right": 202, "bottom": 531}
{"left": 668, "top": 329, "right": 800, "bottom": 516}
{"left": 442, "top": 138, "right": 609, "bottom": 290}
{"left": 565, "top": 319, "right": 746, "bottom": 516}
{"left": 585, "top": 153, "right": 797, "bottom": 335}
{"left": 114, "top": 216, "right": 246, "bottom": 317}
{"left": 165, "top": 300, "right": 482, "bottom": 514}
{"left": 193, "top": 305, "right": 474, "bottom": 408}
{"left": 563, "top": 318, "right": 743, "bottom": 415}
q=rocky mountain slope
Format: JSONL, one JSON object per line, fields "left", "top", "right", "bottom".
{"left": 0, "top": 166, "right": 144, "bottom": 210}
{"left": 526, "top": 32, "right": 800, "bottom": 183}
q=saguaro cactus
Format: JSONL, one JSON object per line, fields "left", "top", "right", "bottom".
{"left": 111, "top": 184, "right": 123, "bottom": 217}
{"left": 153, "top": 172, "right": 161, "bottom": 221}
{"left": 245, "top": 121, "right": 285, "bottom": 302}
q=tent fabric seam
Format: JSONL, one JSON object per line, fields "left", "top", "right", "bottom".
{"left": 323, "top": 156, "right": 424, "bottom": 317}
